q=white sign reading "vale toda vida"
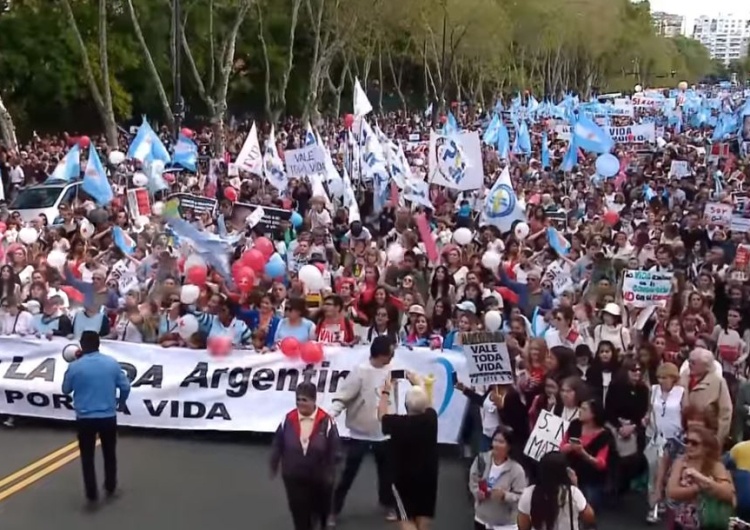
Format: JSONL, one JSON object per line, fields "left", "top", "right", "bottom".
{"left": 462, "top": 331, "right": 514, "bottom": 386}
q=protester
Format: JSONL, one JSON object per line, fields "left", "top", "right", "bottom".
{"left": 61, "top": 331, "right": 131, "bottom": 506}
{"left": 470, "top": 426, "right": 528, "bottom": 530}
{"left": 270, "top": 382, "right": 340, "bottom": 530}
{"left": 378, "top": 376, "right": 438, "bottom": 530}
{"left": 329, "top": 335, "right": 396, "bottom": 524}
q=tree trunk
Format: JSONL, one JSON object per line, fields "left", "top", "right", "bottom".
{"left": 61, "top": 0, "right": 118, "bottom": 146}
{"left": 0, "top": 94, "right": 18, "bottom": 152}
{"left": 126, "top": 0, "right": 175, "bottom": 129}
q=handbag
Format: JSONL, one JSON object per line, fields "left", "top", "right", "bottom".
{"left": 607, "top": 422, "right": 638, "bottom": 457}
{"left": 698, "top": 492, "right": 734, "bottom": 530}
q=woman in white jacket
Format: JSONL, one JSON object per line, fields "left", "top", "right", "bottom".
{"left": 0, "top": 297, "right": 35, "bottom": 336}
{"left": 590, "top": 303, "right": 631, "bottom": 355}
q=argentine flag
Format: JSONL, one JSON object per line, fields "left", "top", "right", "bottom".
{"left": 262, "top": 125, "right": 288, "bottom": 192}
{"left": 82, "top": 148, "right": 113, "bottom": 206}
{"left": 47, "top": 145, "right": 81, "bottom": 182}
{"left": 127, "top": 118, "right": 171, "bottom": 164}
{"left": 572, "top": 115, "right": 614, "bottom": 154}
{"left": 173, "top": 134, "right": 198, "bottom": 172}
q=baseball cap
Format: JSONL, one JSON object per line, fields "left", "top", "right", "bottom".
{"left": 456, "top": 301, "right": 476, "bottom": 314}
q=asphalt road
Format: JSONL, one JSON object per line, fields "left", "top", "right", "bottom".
{"left": 0, "top": 420, "right": 652, "bottom": 530}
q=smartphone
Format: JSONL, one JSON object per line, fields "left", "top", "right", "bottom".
{"left": 569, "top": 437, "right": 581, "bottom": 445}
{"left": 391, "top": 369, "right": 406, "bottom": 380}
{"left": 451, "top": 371, "right": 459, "bottom": 385}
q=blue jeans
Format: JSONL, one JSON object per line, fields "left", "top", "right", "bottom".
{"left": 479, "top": 435, "right": 492, "bottom": 452}
{"left": 580, "top": 483, "right": 604, "bottom": 513}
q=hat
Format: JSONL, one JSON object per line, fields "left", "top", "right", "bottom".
{"left": 408, "top": 304, "right": 426, "bottom": 316}
{"left": 603, "top": 303, "right": 621, "bottom": 316}
{"left": 456, "top": 301, "right": 477, "bottom": 314}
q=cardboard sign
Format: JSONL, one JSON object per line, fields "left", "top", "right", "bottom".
{"left": 669, "top": 160, "right": 691, "bottom": 178}
{"left": 703, "top": 202, "right": 732, "bottom": 227}
{"left": 543, "top": 261, "right": 573, "bottom": 296}
{"left": 231, "top": 202, "right": 292, "bottom": 235}
{"left": 167, "top": 193, "right": 217, "bottom": 216}
{"left": 524, "top": 410, "right": 570, "bottom": 461}
{"left": 127, "top": 188, "right": 151, "bottom": 217}
{"left": 622, "top": 270, "right": 673, "bottom": 308}
{"left": 284, "top": 145, "right": 326, "bottom": 178}
{"left": 462, "top": 331, "right": 513, "bottom": 386}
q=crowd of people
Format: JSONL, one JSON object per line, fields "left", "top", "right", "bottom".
{"left": 0, "top": 82, "right": 749, "bottom": 530}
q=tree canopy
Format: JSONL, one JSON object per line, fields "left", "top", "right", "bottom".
{"left": 0, "top": 0, "right": 719, "bottom": 147}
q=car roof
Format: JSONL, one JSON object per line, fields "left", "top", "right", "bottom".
{"left": 24, "top": 180, "right": 82, "bottom": 189}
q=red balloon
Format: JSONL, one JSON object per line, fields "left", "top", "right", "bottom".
{"left": 254, "top": 237, "right": 274, "bottom": 259}
{"left": 603, "top": 210, "right": 619, "bottom": 227}
{"left": 234, "top": 266, "right": 255, "bottom": 293}
{"left": 208, "top": 335, "right": 233, "bottom": 357}
{"left": 180, "top": 127, "right": 195, "bottom": 139}
{"left": 79, "top": 135, "right": 91, "bottom": 149}
{"left": 300, "top": 342, "right": 324, "bottom": 364}
{"left": 344, "top": 114, "right": 355, "bottom": 129}
{"left": 186, "top": 266, "right": 207, "bottom": 287}
{"left": 314, "top": 262, "right": 326, "bottom": 273}
{"left": 241, "top": 249, "right": 266, "bottom": 273}
{"left": 225, "top": 187, "right": 238, "bottom": 202}
{"left": 279, "top": 337, "right": 301, "bottom": 358}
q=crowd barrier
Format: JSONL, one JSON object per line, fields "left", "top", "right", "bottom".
{"left": 0, "top": 338, "right": 469, "bottom": 444}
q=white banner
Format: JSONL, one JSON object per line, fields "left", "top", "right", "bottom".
{"left": 284, "top": 145, "right": 326, "bottom": 179}
{"left": 0, "top": 339, "right": 468, "bottom": 444}
{"left": 428, "top": 130, "right": 484, "bottom": 191}
{"left": 554, "top": 123, "right": 655, "bottom": 144}
{"left": 524, "top": 410, "right": 569, "bottom": 461}
{"left": 622, "top": 270, "right": 673, "bottom": 308}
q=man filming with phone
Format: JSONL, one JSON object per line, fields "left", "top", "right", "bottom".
{"left": 328, "top": 335, "right": 398, "bottom": 526}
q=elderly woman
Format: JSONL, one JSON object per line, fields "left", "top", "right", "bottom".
{"left": 645, "top": 362, "right": 684, "bottom": 523}
{"left": 378, "top": 373, "right": 438, "bottom": 530}
{"left": 680, "top": 347, "right": 733, "bottom": 444}
{"left": 469, "top": 426, "right": 527, "bottom": 530}
{"left": 270, "top": 382, "right": 340, "bottom": 530}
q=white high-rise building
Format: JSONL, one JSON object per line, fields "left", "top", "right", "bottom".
{"left": 692, "top": 14, "right": 750, "bottom": 65}
{"left": 652, "top": 12, "right": 684, "bottom": 38}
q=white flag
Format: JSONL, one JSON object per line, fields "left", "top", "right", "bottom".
{"left": 236, "top": 122, "right": 263, "bottom": 175}
{"left": 354, "top": 78, "right": 373, "bottom": 117}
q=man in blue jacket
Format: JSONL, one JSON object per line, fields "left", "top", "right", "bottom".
{"left": 62, "top": 331, "right": 131, "bottom": 506}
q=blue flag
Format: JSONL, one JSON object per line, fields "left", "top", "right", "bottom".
{"left": 572, "top": 115, "right": 614, "bottom": 154}
{"left": 173, "top": 134, "right": 198, "bottom": 172}
{"left": 541, "top": 132, "right": 550, "bottom": 169}
{"left": 112, "top": 226, "right": 135, "bottom": 255}
{"left": 82, "top": 148, "right": 113, "bottom": 205}
{"left": 47, "top": 145, "right": 81, "bottom": 182}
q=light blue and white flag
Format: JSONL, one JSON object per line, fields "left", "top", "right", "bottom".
{"left": 547, "top": 227, "right": 570, "bottom": 256}
{"left": 47, "top": 144, "right": 81, "bottom": 182}
{"left": 173, "top": 133, "right": 198, "bottom": 172}
{"left": 572, "top": 115, "right": 614, "bottom": 154}
{"left": 304, "top": 123, "right": 317, "bottom": 146}
{"left": 541, "top": 132, "right": 550, "bottom": 169}
{"left": 82, "top": 147, "right": 114, "bottom": 206}
{"left": 127, "top": 117, "right": 171, "bottom": 164}
{"left": 112, "top": 226, "right": 136, "bottom": 256}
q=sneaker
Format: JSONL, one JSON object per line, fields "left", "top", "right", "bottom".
{"left": 385, "top": 509, "right": 398, "bottom": 522}
{"left": 646, "top": 511, "right": 659, "bottom": 524}
{"left": 3, "top": 417, "right": 14, "bottom": 428}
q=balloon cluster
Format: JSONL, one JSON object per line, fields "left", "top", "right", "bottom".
{"left": 279, "top": 338, "right": 324, "bottom": 364}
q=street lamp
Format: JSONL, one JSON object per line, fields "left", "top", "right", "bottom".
{"left": 172, "top": 0, "right": 184, "bottom": 139}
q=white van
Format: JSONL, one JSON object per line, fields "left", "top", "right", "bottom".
{"left": 9, "top": 180, "right": 83, "bottom": 224}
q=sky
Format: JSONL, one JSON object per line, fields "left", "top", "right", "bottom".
{"left": 647, "top": 0, "right": 750, "bottom": 30}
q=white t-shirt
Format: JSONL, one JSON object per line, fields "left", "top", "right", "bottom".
{"left": 518, "top": 485, "right": 587, "bottom": 530}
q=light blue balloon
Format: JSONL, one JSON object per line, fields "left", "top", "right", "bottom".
{"left": 595, "top": 153, "right": 620, "bottom": 178}
{"left": 268, "top": 252, "right": 284, "bottom": 264}
{"left": 290, "top": 211, "right": 303, "bottom": 228}
{"left": 265, "top": 258, "right": 286, "bottom": 278}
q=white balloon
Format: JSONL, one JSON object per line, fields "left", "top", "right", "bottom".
{"left": 514, "top": 222, "right": 530, "bottom": 240}
{"left": 484, "top": 310, "right": 503, "bottom": 332}
{"left": 132, "top": 172, "right": 148, "bottom": 187}
{"left": 151, "top": 160, "right": 166, "bottom": 176}
{"left": 184, "top": 254, "right": 207, "bottom": 271}
{"left": 481, "top": 251, "right": 502, "bottom": 270}
{"left": 453, "top": 227, "right": 473, "bottom": 246}
{"left": 18, "top": 227, "right": 39, "bottom": 245}
{"left": 62, "top": 344, "right": 81, "bottom": 363}
{"left": 152, "top": 201, "right": 165, "bottom": 216}
{"left": 79, "top": 219, "right": 95, "bottom": 239}
{"left": 108, "top": 150, "right": 126, "bottom": 165}
{"left": 177, "top": 314, "right": 199, "bottom": 341}
{"left": 136, "top": 215, "right": 150, "bottom": 228}
{"left": 180, "top": 285, "right": 200, "bottom": 305}
{"left": 386, "top": 243, "right": 405, "bottom": 265}
{"left": 298, "top": 264, "right": 325, "bottom": 292}
{"left": 634, "top": 84, "right": 643, "bottom": 93}
{"left": 47, "top": 250, "right": 67, "bottom": 269}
